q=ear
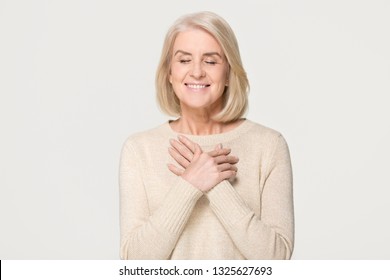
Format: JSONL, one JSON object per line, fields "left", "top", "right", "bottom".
{"left": 169, "top": 68, "right": 173, "bottom": 83}
{"left": 225, "top": 65, "right": 230, "bottom": 86}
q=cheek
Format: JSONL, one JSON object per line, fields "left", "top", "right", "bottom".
{"left": 214, "top": 70, "right": 228, "bottom": 85}
{"left": 213, "top": 65, "right": 229, "bottom": 81}
{"left": 170, "top": 64, "right": 185, "bottom": 80}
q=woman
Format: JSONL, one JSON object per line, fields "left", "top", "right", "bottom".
{"left": 119, "top": 11, "right": 294, "bottom": 260}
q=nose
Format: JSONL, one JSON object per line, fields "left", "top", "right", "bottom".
{"left": 190, "top": 61, "right": 205, "bottom": 79}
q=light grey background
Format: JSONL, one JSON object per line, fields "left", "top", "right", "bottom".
{"left": 1, "top": 0, "right": 389, "bottom": 259}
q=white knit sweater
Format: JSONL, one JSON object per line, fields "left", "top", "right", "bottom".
{"left": 119, "top": 119, "right": 294, "bottom": 259}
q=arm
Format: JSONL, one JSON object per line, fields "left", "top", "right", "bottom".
{"left": 206, "top": 135, "right": 294, "bottom": 259}
{"left": 119, "top": 141, "right": 203, "bottom": 259}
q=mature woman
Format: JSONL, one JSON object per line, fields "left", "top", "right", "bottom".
{"left": 119, "top": 11, "right": 294, "bottom": 260}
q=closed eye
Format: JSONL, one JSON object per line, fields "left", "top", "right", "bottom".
{"left": 205, "top": 61, "right": 217, "bottom": 65}
{"left": 180, "top": 59, "right": 191, "bottom": 64}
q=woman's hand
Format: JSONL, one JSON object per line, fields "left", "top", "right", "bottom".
{"left": 167, "top": 135, "right": 239, "bottom": 192}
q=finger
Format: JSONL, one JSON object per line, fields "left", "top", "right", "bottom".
{"left": 219, "top": 170, "right": 237, "bottom": 181}
{"left": 214, "top": 155, "right": 239, "bottom": 165}
{"left": 178, "top": 135, "right": 199, "bottom": 154}
{"left": 217, "top": 163, "right": 238, "bottom": 172}
{"left": 170, "top": 138, "right": 194, "bottom": 162}
{"left": 167, "top": 163, "right": 184, "bottom": 176}
{"left": 168, "top": 147, "right": 190, "bottom": 168}
{"left": 208, "top": 148, "right": 231, "bottom": 157}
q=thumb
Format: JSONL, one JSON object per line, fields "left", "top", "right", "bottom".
{"left": 214, "top": 143, "right": 223, "bottom": 150}
{"left": 193, "top": 143, "right": 203, "bottom": 158}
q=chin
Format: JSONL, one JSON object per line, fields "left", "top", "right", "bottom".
{"left": 180, "top": 98, "right": 222, "bottom": 112}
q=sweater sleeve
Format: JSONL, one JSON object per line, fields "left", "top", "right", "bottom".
{"left": 206, "top": 135, "right": 294, "bottom": 259}
{"left": 119, "top": 141, "right": 203, "bottom": 260}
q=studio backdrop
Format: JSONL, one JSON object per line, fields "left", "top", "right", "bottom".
{"left": 1, "top": 0, "right": 389, "bottom": 259}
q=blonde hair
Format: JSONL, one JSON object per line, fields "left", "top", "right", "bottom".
{"left": 156, "top": 11, "right": 249, "bottom": 122}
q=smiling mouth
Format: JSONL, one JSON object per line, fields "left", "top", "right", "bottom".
{"left": 185, "top": 83, "right": 211, "bottom": 89}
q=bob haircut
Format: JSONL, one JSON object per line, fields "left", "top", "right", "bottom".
{"left": 156, "top": 11, "right": 249, "bottom": 123}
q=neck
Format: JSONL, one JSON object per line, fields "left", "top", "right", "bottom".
{"left": 170, "top": 110, "right": 244, "bottom": 136}
{"left": 170, "top": 102, "right": 223, "bottom": 135}
{"left": 174, "top": 116, "right": 223, "bottom": 135}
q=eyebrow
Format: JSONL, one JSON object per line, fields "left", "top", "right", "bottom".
{"left": 174, "top": 50, "right": 222, "bottom": 58}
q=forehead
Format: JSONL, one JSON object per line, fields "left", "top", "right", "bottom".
{"left": 173, "top": 28, "right": 223, "bottom": 54}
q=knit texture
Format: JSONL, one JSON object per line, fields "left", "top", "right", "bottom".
{"left": 119, "top": 119, "right": 294, "bottom": 259}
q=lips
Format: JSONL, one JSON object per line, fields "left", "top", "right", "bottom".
{"left": 185, "top": 83, "right": 211, "bottom": 89}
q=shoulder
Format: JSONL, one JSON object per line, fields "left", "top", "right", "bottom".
{"left": 243, "top": 120, "right": 291, "bottom": 158}
{"left": 244, "top": 120, "right": 291, "bottom": 165}
{"left": 122, "top": 122, "right": 169, "bottom": 152}
{"left": 244, "top": 119, "right": 285, "bottom": 143}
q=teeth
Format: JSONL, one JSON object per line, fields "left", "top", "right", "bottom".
{"left": 186, "top": 84, "right": 208, "bottom": 89}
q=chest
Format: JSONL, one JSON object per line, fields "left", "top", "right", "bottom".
{"left": 139, "top": 143, "right": 270, "bottom": 217}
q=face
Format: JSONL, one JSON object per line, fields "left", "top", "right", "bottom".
{"left": 169, "top": 28, "right": 229, "bottom": 114}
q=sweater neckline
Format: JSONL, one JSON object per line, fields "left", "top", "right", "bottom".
{"left": 162, "top": 119, "right": 254, "bottom": 147}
